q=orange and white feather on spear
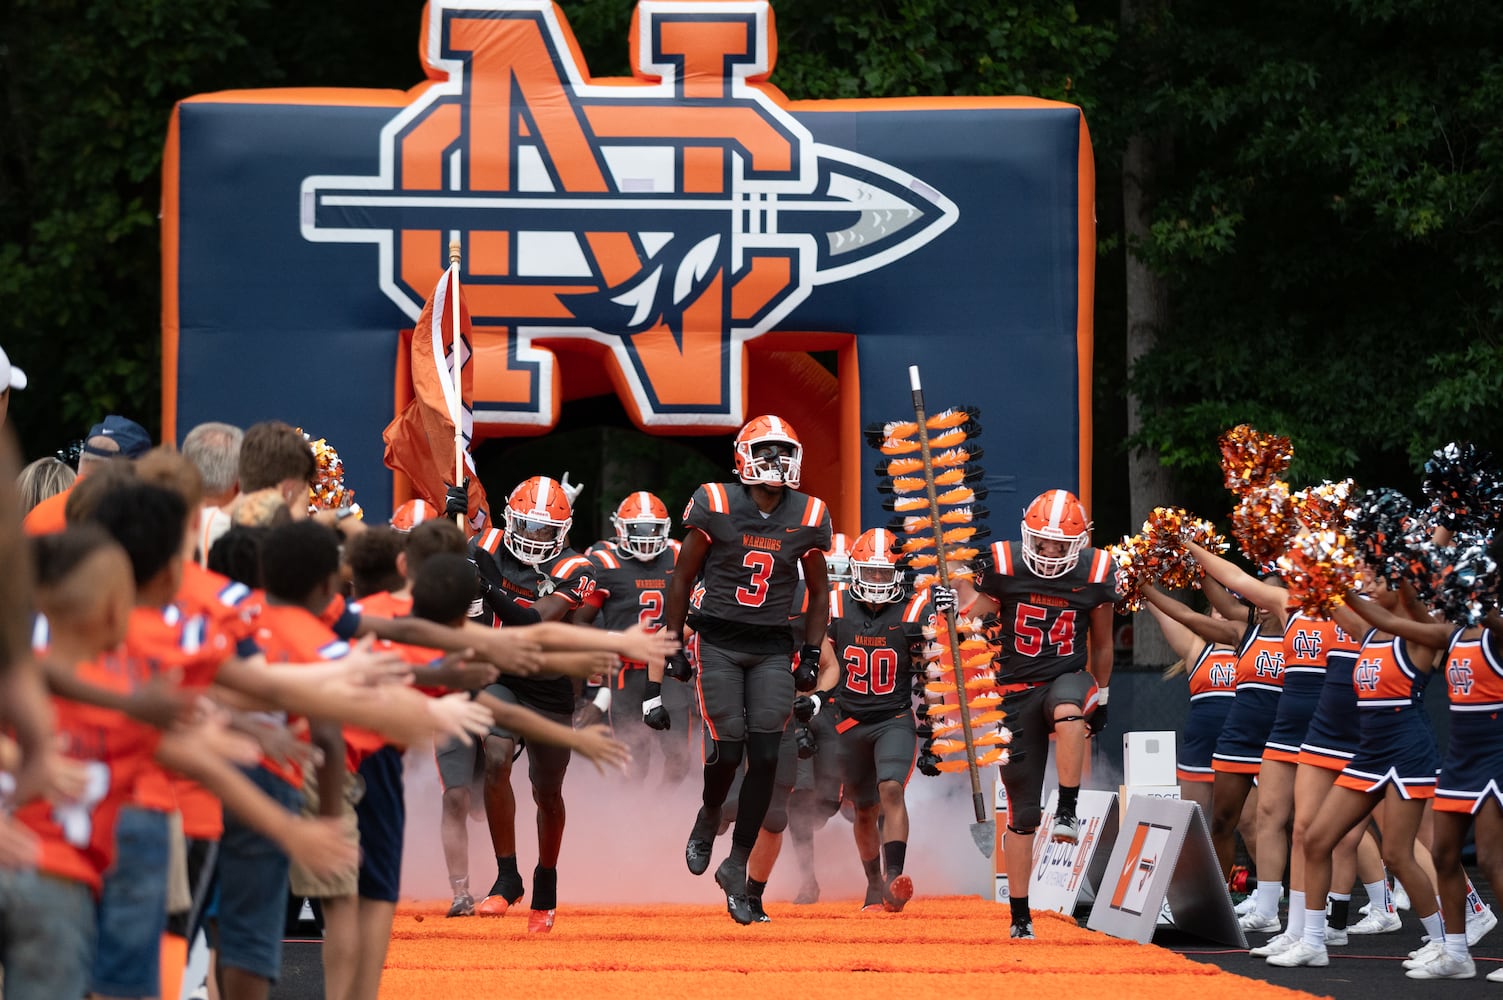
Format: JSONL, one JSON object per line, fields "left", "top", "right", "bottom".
{"left": 864, "top": 366, "right": 1005, "bottom": 855}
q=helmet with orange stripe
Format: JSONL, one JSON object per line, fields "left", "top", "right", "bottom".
{"left": 824, "top": 531, "right": 853, "bottom": 587}
{"left": 503, "top": 476, "right": 573, "bottom": 565}
{"left": 1020, "top": 489, "right": 1091, "bottom": 579}
{"left": 389, "top": 498, "right": 434, "bottom": 534}
{"left": 849, "top": 527, "right": 903, "bottom": 604}
{"left": 611, "top": 491, "right": 671, "bottom": 561}
{"left": 733, "top": 414, "right": 802, "bottom": 489}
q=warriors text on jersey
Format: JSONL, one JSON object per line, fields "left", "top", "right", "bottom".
{"left": 975, "top": 541, "right": 1116, "bottom": 683}
{"left": 682, "top": 482, "right": 832, "bottom": 652}
{"left": 827, "top": 589, "right": 931, "bottom": 723}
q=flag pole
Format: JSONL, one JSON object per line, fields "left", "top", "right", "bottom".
{"left": 448, "top": 239, "right": 465, "bottom": 532}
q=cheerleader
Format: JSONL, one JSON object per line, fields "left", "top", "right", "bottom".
{"left": 1272, "top": 576, "right": 1445, "bottom": 970}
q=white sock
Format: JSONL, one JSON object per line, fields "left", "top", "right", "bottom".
{"left": 1255, "top": 880, "right": 1282, "bottom": 919}
{"left": 1287, "top": 891, "right": 1307, "bottom": 937}
{"left": 1421, "top": 909, "right": 1445, "bottom": 940}
{"left": 1363, "top": 878, "right": 1390, "bottom": 914}
{"left": 1444, "top": 931, "right": 1469, "bottom": 961}
{"left": 1302, "top": 908, "right": 1326, "bottom": 949}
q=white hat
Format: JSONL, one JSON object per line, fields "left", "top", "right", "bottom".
{"left": 0, "top": 346, "right": 26, "bottom": 391}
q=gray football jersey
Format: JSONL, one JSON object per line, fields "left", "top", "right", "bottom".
{"left": 974, "top": 540, "right": 1118, "bottom": 683}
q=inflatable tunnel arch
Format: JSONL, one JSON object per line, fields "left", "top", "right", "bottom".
{"left": 163, "top": 0, "right": 1095, "bottom": 533}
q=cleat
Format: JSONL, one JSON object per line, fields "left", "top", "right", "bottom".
{"left": 1238, "top": 911, "right": 1282, "bottom": 933}
{"left": 527, "top": 909, "right": 555, "bottom": 934}
{"left": 862, "top": 883, "right": 885, "bottom": 912}
{"left": 685, "top": 807, "right": 720, "bottom": 876}
{"left": 714, "top": 857, "right": 754, "bottom": 926}
{"left": 1249, "top": 932, "right": 1297, "bottom": 957}
{"left": 1324, "top": 925, "right": 1348, "bottom": 947}
{"left": 1347, "top": 908, "right": 1401, "bottom": 934}
{"left": 747, "top": 896, "right": 771, "bottom": 923}
{"left": 1468, "top": 905, "right": 1498, "bottom": 947}
{"left": 1050, "top": 809, "right": 1080, "bottom": 844}
{"left": 794, "top": 878, "right": 820, "bottom": 905}
{"left": 477, "top": 895, "right": 512, "bottom": 916}
{"left": 446, "top": 893, "right": 475, "bottom": 918}
{"left": 1405, "top": 941, "right": 1444, "bottom": 968}
{"left": 1266, "top": 941, "right": 1328, "bottom": 967}
{"left": 1010, "top": 920, "right": 1035, "bottom": 940}
{"left": 882, "top": 873, "right": 914, "bottom": 913}
{"left": 1406, "top": 952, "right": 1476, "bottom": 980}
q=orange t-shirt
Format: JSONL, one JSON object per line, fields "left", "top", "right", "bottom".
{"left": 22, "top": 487, "right": 71, "bottom": 536}
{"left": 125, "top": 605, "right": 232, "bottom": 813}
{"left": 16, "top": 656, "right": 160, "bottom": 893}
{"left": 254, "top": 604, "right": 351, "bottom": 788}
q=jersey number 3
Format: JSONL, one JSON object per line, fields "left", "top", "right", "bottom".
{"left": 735, "top": 551, "right": 775, "bottom": 607}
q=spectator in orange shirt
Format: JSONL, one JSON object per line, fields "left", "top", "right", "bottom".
{"left": 24, "top": 415, "right": 151, "bottom": 536}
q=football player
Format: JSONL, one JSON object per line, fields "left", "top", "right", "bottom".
{"left": 467, "top": 476, "right": 598, "bottom": 932}
{"left": 962, "top": 489, "right": 1117, "bottom": 940}
{"left": 657, "top": 415, "right": 832, "bottom": 924}
{"left": 803, "top": 527, "right": 931, "bottom": 912}
{"left": 575, "top": 492, "right": 688, "bottom": 783}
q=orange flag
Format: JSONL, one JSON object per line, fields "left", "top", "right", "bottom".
{"left": 382, "top": 262, "right": 489, "bottom": 535}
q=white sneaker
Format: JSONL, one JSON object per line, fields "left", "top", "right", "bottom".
{"left": 1487, "top": 965, "right": 1503, "bottom": 982}
{"left": 1359, "top": 900, "right": 1372, "bottom": 916}
{"left": 1267, "top": 940, "right": 1329, "bottom": 967}
{"left": 1249, "top": 932, "right": 1298, "bottom": 957}
{"left": 1468, "top": 905, "right": 1498, "bottom": 947}
{"left": 1405, "top": 952, "right": 1476, "bottom": 980}
{"left": 1393, "top": 882, "right": 1412, "bottom": 911}
{"left": 1235, "top": 895, "right": 1259, "bottom": 917}
{"left": 1347, "top": 909, "right": 1402, "bottom": 934}
{"left": 1405, "top": 940, "right": 1445, "bottom": 968}
{"left": 1325, "top": 925, "right": 1349, "bottom": 947}
{"left": 1239, "top": 911, "right": 1282, "bottom": 933}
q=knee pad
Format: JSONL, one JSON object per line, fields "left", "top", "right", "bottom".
{"left": 1053, "top": 714, "right": 1086, "bottom": 725}
{"left": 745, "top": 731, "right": 783, "bottom": 768}
{"left": 705, "top": 739, "right": 745, "bottom": 769}
{"left": 763, "top": 797, "right": 790, "bottom": 834}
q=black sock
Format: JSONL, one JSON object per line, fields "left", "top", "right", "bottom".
{"left": 496, "top": 854, "right": 519, "bottom": 878}
{"left": 882, "top": 841, "right": 907, "bottom": 877}
{"left": 862, "top": 856, "right": 881, "bottom": 883}
{"left": 1328, "top": 895, "right": 1351, "bottom": 931}
{"left": 531, "top": 866, "right": 557, "bottom": 910}
{"left": 747, "top": 878, "right": 767, "bottom": 901}
{"left": 1057, "top": 785, "right": 1079, "bottom": 814}
{"left": 1010, "top": 895, "right": 1031, "bottom": 925}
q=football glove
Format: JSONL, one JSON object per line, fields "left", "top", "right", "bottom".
{"left": 931, "top": 585, "right": 958, "bottom": 615}
{"left": 444, "top": 480, "right": 469, "bottom": 518}
{"left": 643, "top": 681, "right": 671, "bottom": 731}
{"left": 793, "top": 690, "right": 833, "bottom": 722}
{"left": 793, "top": 644, "right": 821, "bottom": 692}
{"left": 664, "top": 650, "right": 694, "bottom": 683}
{"left": 795, "top": 724, "right": 818, "bottom": 760}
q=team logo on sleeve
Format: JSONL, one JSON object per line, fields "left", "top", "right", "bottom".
{"left": 301, "top": 0, "right": 956, "bottom": 431}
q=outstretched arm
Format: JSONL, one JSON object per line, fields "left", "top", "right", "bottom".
{"left": 1342, "top": 589, "right": 1451, "bottom": 658}
{"left": 1183, "top": 541, "right": 1289, "bottom": 626}
{"left": 1142, "top": 585, "right": 1245, "bottom": 646}
{"left": 1144, "top": 599, "right": 1211, "bottom": 663}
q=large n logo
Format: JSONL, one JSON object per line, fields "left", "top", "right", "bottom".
{"left": 301, "top": 0, "right": 956, "bottom": 432}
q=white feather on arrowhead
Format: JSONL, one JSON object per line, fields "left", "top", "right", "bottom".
{"left": 611, "top": 265, "right": 663, "bottom": 328}
{"left": 673, "top": 234, "right": 720, "bottom": 305}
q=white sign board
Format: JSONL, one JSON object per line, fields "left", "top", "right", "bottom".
{"left": 1027, "top": 788, "right": 1119, "bottom": 915}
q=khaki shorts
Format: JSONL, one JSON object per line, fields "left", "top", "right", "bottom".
{"left": 287, "top": 764, "right": 363, "bottom": 898}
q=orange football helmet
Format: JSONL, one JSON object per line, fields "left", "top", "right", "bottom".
{"left": 1020, "top": 489, "right": 1090, "bottom": 578}
{"left": 733, "top": 414, "right": 802, "bottom": 488}
{"left": 849, "top": 527, "right": 903, "bottom": 604}
{"left": 611, "top": 491, "right": 671, "bottom": 561}
{"left": 389, "top": 498, "right": 435, "bottom": 534}
{"left": 503, "top": 476, "right": 573, "bottom": 565}
{"left": 824, "top": 532, "right": 853, "bottom": 587}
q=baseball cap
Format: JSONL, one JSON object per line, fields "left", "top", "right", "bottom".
{"left": 82, "top": 415, "right": 153, "bottom": 459}
{"left": 0, "top": 345, "right": 26, "bottom": 391}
